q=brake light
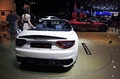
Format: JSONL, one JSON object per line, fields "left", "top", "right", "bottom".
{"left": 15, "top": 39, "right": 27, "bottom": 46}
{"left": 56, "top": 40, "right": 75, "bottom": 49}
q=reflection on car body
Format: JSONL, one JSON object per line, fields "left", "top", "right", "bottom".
{"left": 15, "top": 19, "right": 79, "bottom": 71}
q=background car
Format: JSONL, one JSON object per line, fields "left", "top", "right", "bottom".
{"left": 69, "top": 17, "right": 108, "bottom": 32}
{"left": 15, "top": 19, "right": 79, "bottom": 71}
{"left": 40, "top": 16, "right": 60, "bottom": 20}
{"left": 89, "top": 16, "right": 111, "bottom": 27}
{"left": 46, "top": 16, "right": 60, "bottom": 19}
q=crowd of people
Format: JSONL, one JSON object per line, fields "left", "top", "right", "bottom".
{"left": 91, "top": 0, "right": 119, "bottom": 11}
{"left": 83, "top": 0, "right": 120, "bottom": 11}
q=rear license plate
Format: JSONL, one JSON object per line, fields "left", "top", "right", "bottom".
{"left": 30, "top": 42, "right": 51, "bottom": 48}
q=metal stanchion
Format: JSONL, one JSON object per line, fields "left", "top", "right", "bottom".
{"left": 0, "top": 24, "right": 2, "bottom": 38}
{"left": 118, "top": 28, "right": 120, "bottom": 37}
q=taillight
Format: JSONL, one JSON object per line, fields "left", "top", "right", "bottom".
{"left": 56, "top": 40, "right": 75, "bottom": 49}
{"left": 15, "top": 39, "right": 27, "bottom": 46}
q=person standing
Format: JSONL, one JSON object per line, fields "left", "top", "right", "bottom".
{"left": 23, "top": 0, "right": 30, "bottom": 13}
{"left": 6, "top": 10, "right": 18, "bottom": 35}
{"left": 22, "top": 9, "right": 35, "bottom": 30}
{"left": 15, "top": 12, "right": 20, "bottom": 33}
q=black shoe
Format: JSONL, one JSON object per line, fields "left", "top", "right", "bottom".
{"left": 10, "top": 33, "right": 12, "bottom": 35}
{"left": 3, "top": 34, "right": 6, "bottom": 38}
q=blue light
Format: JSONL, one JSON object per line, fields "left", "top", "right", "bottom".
{"left": 96, "top": 11, "right": 112, "bottom": 16}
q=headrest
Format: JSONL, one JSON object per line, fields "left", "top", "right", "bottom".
{"left": 55, "top": 25, "right": 63, "bottom": 30}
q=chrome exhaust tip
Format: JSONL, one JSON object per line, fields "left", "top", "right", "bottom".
{"left": 28, "top": 59, "right": 33, "bottom": 63}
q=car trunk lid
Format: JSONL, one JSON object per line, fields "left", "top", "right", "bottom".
{"left": 17, "top": 30, "right": 73, "bottom": 39}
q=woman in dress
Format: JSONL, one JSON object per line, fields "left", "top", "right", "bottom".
{"left": 22, "top": 9, "right": 35, "bottom": 30}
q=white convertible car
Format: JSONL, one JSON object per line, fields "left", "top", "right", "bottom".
{"left": 15, "top": 19, "right": 78, "bottom": 70}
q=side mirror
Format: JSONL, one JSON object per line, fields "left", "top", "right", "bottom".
{"left": 17, "top": 29, "right": 22, "bottom": 35}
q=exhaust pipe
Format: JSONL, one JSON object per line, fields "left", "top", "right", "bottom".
{"left": 49, "top": 60, "right": 55, "bottom": 65}
{"left": 28, "top": 59, "right": 33, "bottom": 63}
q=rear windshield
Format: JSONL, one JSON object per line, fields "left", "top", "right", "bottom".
{"left": 30, "top": 20, "right": 72, "bottom": 31}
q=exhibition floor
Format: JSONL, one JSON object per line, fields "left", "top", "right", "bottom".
{"left": 0, "top": 27, "right": 120, "bottom": 79}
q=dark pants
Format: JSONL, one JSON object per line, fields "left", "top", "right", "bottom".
{"left": 9, "top": 22, "right": 15, "bottom": 34}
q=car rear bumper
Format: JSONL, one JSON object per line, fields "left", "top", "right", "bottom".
{"left": 15, "top": 48, "right": 78, "bottom": 67}
{"left": 16, "top": 56, "right": 74, "bottom": 67}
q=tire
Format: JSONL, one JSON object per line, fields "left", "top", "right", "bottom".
{"left": 99, "top": 26, "right": 107, "bottom": 32}
{"left": 61, "top": 64, "right": 74, "bottom": 72}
